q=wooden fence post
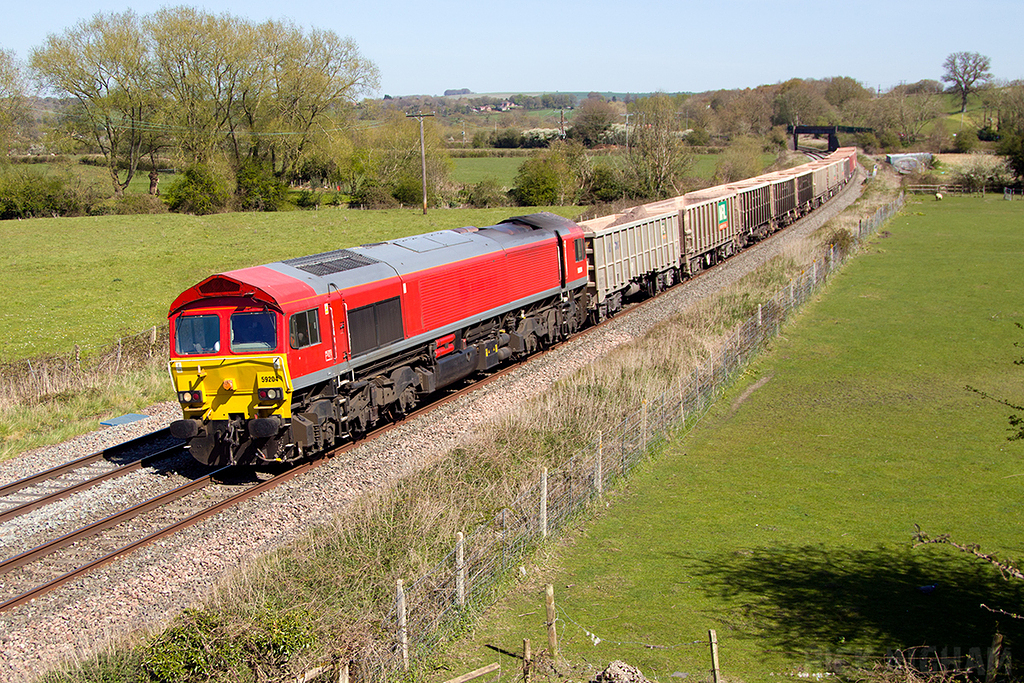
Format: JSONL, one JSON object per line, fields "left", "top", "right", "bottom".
{"left": 545, "top": 584, "right": 558, "bottom": 658}
{"left": 397, "top": 579, "right": 409, "bottom": 671}
{"left": 338, "top": 661, "right": 349, "bottom": 683}
{"left": 456, "top": 532, "right": 465, "bottom": 607}
{"left": 987, "top": 632, "right": 1004, "bottom": 683}
{"left": 540, "top": 467, "right": 548, "bottom": 539}
{"left": 523, "top": 638, "right": 532, "bottom": 683}
{"left": 595, "top": 434, "right": 603, "bottom": 498}
{"left": 709, "top": 629, "right": 721, "bottom": 683}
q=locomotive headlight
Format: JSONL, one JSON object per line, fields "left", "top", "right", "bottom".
{"left": 258, "top": 387, "right": 284, "bottom": 401}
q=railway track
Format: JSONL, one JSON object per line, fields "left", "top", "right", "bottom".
{"left": 798, "top": 145, "right": 831, "bottom": 160}
{"left": 0, "top": 169, "right": 862, "bottom": 615}
{"left": 0, "top": 460, "right": 318, "bottom": 612}
{"left": 0, "top": 327, "right": 600, "bottom": 614}
{"left": 0, "top": 429, "right": 184, "bottom": 524}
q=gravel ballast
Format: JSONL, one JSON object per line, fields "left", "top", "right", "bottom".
{"left": 0, "top": 174, "right": 866, "bottom": 681}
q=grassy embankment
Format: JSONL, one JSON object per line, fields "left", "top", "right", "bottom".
{"left": 41, "top": 171, "right": 907, "bottom": 683}
{"left": 438, "top": 195, "right": 1024, "bottom": 682}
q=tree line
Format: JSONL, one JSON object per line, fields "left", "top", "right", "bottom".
{"left": 1, "top": 7, "right": 380, "bottom": 214}
{"left": 1, "top": 39, "right": 1023, "bottom": 218}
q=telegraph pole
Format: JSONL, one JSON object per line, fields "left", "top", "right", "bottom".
{"left": 406, "top": 112, "right": 434, "bottom": 214}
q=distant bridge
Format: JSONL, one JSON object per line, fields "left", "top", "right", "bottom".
{"left": 788, "top": 125, "right": 874, "bottom": 152}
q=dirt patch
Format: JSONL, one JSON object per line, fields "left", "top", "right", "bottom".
{"left": 729, "top": 373, "right": 774, "bottom": 416}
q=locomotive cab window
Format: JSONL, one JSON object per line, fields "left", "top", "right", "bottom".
{"left": 175, "top": 314, "right": 221, "bottom": 355}
{"left": 230, "top": 311, "right": 277, "bottom": 353}
{"left": 574, "top": 238, "right": 584, "bottom": 262}
{"left": 289, "top": 309, "right": 322, "bottom": 349}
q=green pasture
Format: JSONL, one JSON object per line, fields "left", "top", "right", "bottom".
{"left": 450, "top": 156, "right": 531, "bottom": 186}
{"left": 442, "top": 196, "right": 1024, "bottom": 682}
{"left": 0, "top": 207, "right": 577, "bottom": 361}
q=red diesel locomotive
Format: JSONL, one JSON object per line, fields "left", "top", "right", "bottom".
{"left": 168, "top": 212, "right": 589, "bottom": 466}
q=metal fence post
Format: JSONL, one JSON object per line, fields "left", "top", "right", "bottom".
{"left": 595, "top": 434, "right": 603, "bottom": 498}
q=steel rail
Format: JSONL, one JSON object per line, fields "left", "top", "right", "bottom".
{"left": 0, "top": 464, "right": 233, "bottom": 576}
{"left": 0, "top": 427, "right": 172, "bottom": 498}
{"left": 0, "top": 443, "right": 185, "bottom": 524}
{"left": 0, "top": 460, "right": 323, "bottom": 613}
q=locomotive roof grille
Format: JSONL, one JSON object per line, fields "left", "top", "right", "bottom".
{"left": 284, "top": 249, "right": 380, "bottom": 276}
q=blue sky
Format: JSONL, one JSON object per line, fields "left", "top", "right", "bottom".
{"left": 3, "top": 0, "right": 1021, "bottom": 97}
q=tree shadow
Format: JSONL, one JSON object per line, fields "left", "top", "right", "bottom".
{"left": 684, "top": 543, "right": 1024, "bottom": 661}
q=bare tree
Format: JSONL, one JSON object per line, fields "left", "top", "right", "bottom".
{"left": 942, "top": 51, "right": 992, "bottom": 114}
{"left": 625, "top": 93, "right": 693, "bottom": 199}
{"left": 0, "top": 48, "right": 28, "bottom": 155}
{"left": 873, "top": 85, "right": 943, "bottom": 144}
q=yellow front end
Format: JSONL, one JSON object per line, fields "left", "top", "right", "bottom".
{"left": 168, "top": 355, "right": 292, "bottom": 421}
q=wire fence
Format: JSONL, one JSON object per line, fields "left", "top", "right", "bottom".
{"left": 0, "top": 326, "right": 170, "bottom": 407}
{"left": 359, "top": 192, "right": 907, "bottom": 681}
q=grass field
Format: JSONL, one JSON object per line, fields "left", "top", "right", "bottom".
{"left": 438, "top": 196, "right": 1024, "bottom": 682}
{"left": 0, "top": 207, "right": 577, "bottom": 362}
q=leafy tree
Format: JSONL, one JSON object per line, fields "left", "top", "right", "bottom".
{"left": 952, "top": 126, "right": 977, "bottom": 153}
{"left": 823, "top": 76, "right": 871, "bottom": 110}
{"left": 510, "top": 140, "right": 589, "bottom": 206}
{"left": 491, "top": 128, "right": 524, "bottom": 148}
{"left": 0, "top": 49, "right": 27, "bottom": 156}
{"left": 510, "top": 157, "right": 560, "bottom": 206}
{"left": 464, "top": 179, "right": 509, "bottom": 208}
{"left": 146, "top": 8, "right": 378, "bottom": 173}
{"left": 567, "top": 98, "right": 620, "bottom": 147}
{"left": 905, "top": 79, "right": 943, "bottom": 95}
{"left": 942, "top": 51, "right": 992, "bottom": 114}
{"left": 997, "top": 134, "right": 1024, "bottom": 179}
{"left": 0, "top": 164, "right": 99, "bottom": 218}
{"left": 583, "top": 164, "right": 626, "bottom": 203}
{"left": 771, "top": 79, "right": 830, "bottom": 127}
{"left": 30, "top": 10, "right": 161, "bottom": 196}
{"left": 164, "top": 163, "right": 230, "bottom": 214}
{"left": 235, "top": 159, "right": 288, "bottom": 211}
{"left": 717, "top": 87, "right": 773, "bottom": 137}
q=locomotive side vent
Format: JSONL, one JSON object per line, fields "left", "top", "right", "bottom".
{"left": 284, "top": 249, "right": 380, "bottom": 276}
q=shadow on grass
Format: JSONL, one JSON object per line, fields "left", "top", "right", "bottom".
{"left": 688, "top": 544, "right": 1024, "bottom": 661}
